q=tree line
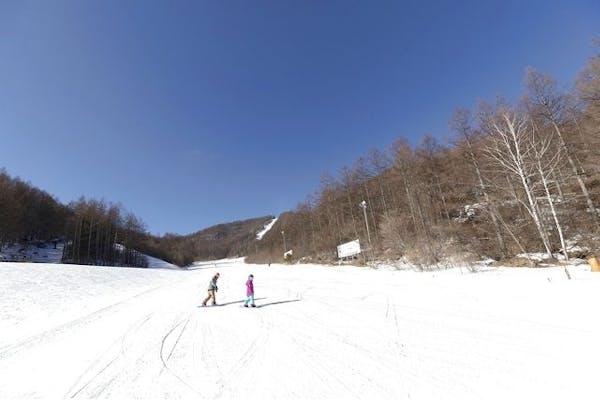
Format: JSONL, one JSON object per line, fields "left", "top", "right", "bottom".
{"left": 61, "top": 198, "right": 149, "bottom": 268}
{"left": 248, "top": 47, "right": 600, "bottom": 267}
{"left": 0, "top": 172, "right": 272, "bottom": 267}
{"left": 0, "top": 170, "right": 69, "bottom": 250}
{"left": 141, "top": 216, "right": 275, "bottom": 266}
{"left": 0, "top": 173, "right": 156, "bottom": 267}
{"left": 62, "top": 211, "right": 273, "bottom": 267}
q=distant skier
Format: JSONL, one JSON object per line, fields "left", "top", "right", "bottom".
{"left": 202, "top": 272, "right": 220, "bottom": 306}
{"left": 244, "top": 274, "right": 255, "bottom": 307}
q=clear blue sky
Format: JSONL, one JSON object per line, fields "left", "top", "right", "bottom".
{"left": 1, "top": 1, "right": 598, "bottom": 235}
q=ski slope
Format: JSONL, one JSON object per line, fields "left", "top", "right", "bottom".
{"left": 145, "top": 254, "right": 180, "bottom": 270}
{"left": 1, "top": 261, "right": 599, "bottom": 399}
{"left": 256, "top": 217, "right": 277, "bottom": 240}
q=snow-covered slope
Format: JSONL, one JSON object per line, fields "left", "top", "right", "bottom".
{"left": 256, "top": 217, "right": 277, "bottom": 240}
{"left": 145, "top": 254, "right": 180, "bottom": 269}
{"left": 190, "top": 257, "right": 246, "bottom": 269}
{"left": 1, "top": 261, "right": 599, "bottom": 399}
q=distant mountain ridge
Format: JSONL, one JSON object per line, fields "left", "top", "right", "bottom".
{"left": 0, "top": 168, "right": 276, "bottom": 267}
{"left": 187, "top": 216, "right": 276, "bottom": 257}
{"left": 142, "top": 215, "right": 276, "bottom": 265}
{"left": 191, "top": 217, "right": 273, "bottom": 241}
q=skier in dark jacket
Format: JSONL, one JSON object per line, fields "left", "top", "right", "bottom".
{"left": 202, "top": 272, "right": 220, "bottom": 306}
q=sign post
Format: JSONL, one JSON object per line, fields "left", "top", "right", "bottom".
{"left": 337, "top": 239, "right": 361, "bottom": 262}
{"left": 284, "top": 249, "right": 293, "bottom": 263}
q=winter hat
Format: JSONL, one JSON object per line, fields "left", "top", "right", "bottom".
{"left": 248, "top": 274, "right": 254, "bottom": 278}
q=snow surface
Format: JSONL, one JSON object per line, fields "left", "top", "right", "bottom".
{"left": 145, "top": 254, "right": 180, "bottom": 270}
{"left": 256, "top": 217, "right": 277, "bottom": 240}
{"left": 190, "top": 257, "right": 246, "bottom": 269}
{"left": 1, "top": 261, "right": 600, "bottom": 399}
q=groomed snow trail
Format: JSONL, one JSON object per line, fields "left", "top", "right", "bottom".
{"left": 1, "top": 262, "right": 599, "bottom": 399}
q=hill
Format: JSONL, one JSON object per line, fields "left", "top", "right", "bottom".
{"left": 139, "top": 216, "right": 276, "bottom": 266}
{"left": 185, "top": 216, "right": 276, "bottom": 260}
{"left": 247, "top": 57, "right": 600, "bottom": 266}
{"left": 0, "top": 168, "right": 275, "bottom": 267}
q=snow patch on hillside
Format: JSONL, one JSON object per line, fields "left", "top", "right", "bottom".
{"left": 0, "top": 241, "right": 178, "bottom": 269}
{"left": 145, "top": 254, "right": 180, "bottom": 269}
{"left": 0, "top": 242, "right": 64, "bottom": 263}
{"left": 189, "top": 257, "right": 246, "bottom": 269}
{"left": 256, "top": 217, "right": 277, "bottom": 240}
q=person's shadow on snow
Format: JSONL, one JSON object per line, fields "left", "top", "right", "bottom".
{"left": 222, "top": 297, "right": 268, "bottom": 306}
{"left": 197, "top": 298, "right": 300, "bottom": 308}
{"left": 198, "top": 297, "right": 267, "bottom": 307}
{"left": 256, "top": 299, "right": 300, "bottom": 308}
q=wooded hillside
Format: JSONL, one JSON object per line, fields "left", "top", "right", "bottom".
{"left": 248, "top": 52, "right": 600, "bottom": 266}
{"left": 0, "top": 170, "right": 273, "bottom": 267}
{"left": 138, "top": 216, "right": 275, "bottom": 266}
{"left": 0, "top": 170, "right": 69, "bottom": 249}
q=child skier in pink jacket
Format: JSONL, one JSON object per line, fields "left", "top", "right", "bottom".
{"left": 244, "top": 274, "right": 255, "bottom": 307}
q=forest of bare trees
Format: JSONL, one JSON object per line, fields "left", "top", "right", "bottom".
{"left": 61, "top": 198, "right": 149, "bottom": 268}
{"left": 0, "top": 171, "right": 272, "bottom": 267}
{"left": 0, "top": 173, "right": 163, "bottom": 267}
{"left": 142, "top": 216, "right": 274, "bottom": 266}
{"left": 248, "top": 49, "right": 600, "bottom": 267}
{"left": 0, "top": 170, "right": 69, "bottom": 250}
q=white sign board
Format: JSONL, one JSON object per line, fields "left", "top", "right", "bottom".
{"left": 337, "top": 239, "right": 361, "bottom": 258}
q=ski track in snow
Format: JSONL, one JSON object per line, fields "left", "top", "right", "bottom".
{"left": 1, "top": 261, "right": 600, "bottom": 399}
{"left": 0, "top": 284, "right": 166, "bottom": 361}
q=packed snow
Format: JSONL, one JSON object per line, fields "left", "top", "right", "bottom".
{"left": 1, "top": 260, "right": 599, "bottom": 399}
{"left": 145, "top": 254, "right": 180, "bottom": 270}
{"left": 256, "top": 218, "right": 277, "bottom": 240}
{"left": 190, "top": 257, "right": 247, "bottom": 269}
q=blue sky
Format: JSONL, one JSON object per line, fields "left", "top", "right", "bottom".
{"left": 1, "top": 1, "right": 598, "bottom": 235}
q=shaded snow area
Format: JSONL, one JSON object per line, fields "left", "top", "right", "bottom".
{"left": 145, "top": 254, "right": 180, "bottom": 270}
{"left": 0, "top": 241, "right": 179, "bottom": 270}
{"left": 0, "top": 242, "right": 64, "bottom": 263}
{"left": 190, "top": 257, "right": 246, "bottom": 270}
{"left": 256, "top": 217, "right": 277, "bottom": 240}
{"left": 1, "top": 262, "right": 599, "bottom": 399}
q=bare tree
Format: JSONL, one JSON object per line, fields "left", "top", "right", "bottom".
{"left": 481, "top": 107, "right": 553, "bottom": 258}
{"left": 528, "top": 122, "right": 569, "bottom": 260}
{"left": 451, "top": 108, "right": 508, "bottom": 256}
{"left": 524, "top": 68, "right": 599, "bottom": 221}
{"left": 576, "top": 42, "right": 600, "bottom": 121}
